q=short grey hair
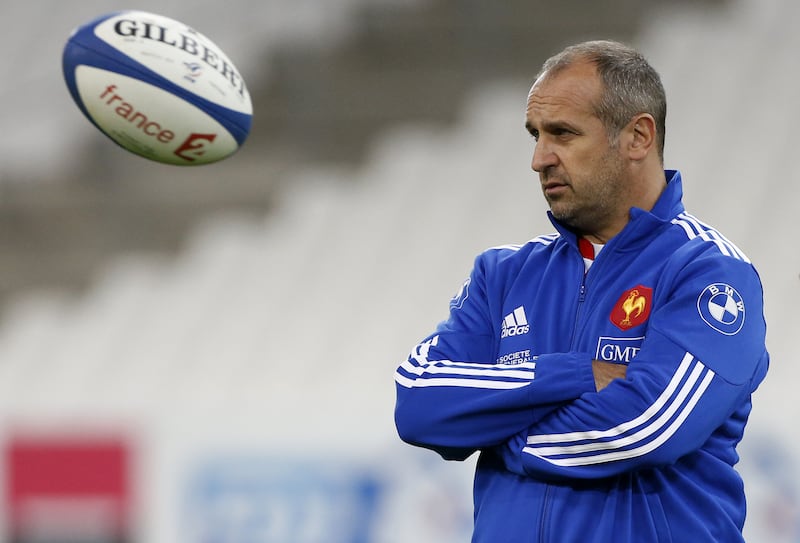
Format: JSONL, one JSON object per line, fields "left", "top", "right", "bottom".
{"left": 537, "top": 40, "right": 667, "bottom": 161}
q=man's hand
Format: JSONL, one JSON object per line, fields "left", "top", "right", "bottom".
{"left": 592, "top": 360, "right": 627, "bottom": 391}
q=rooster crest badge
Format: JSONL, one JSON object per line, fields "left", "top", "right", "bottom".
{"left": 610, "top": 285, "right": 653, "bottom": 331}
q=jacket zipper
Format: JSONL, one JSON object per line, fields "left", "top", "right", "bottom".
{"left": 539, "top": 484, "right": 553, "bottom": 542}
{"left": 542, "top": 260, "right": 587, "bottom": 540}
{"left": 569, "top": 275, "right": 588, "bottom": 348}
{"left": 570, "top": 236, "right": 611, "bottom": 348}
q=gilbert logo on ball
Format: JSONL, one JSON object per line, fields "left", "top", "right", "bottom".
{"left": 62, "top": 11, "right": 252, "bottom": 165}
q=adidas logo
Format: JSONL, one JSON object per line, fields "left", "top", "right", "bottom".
{"left": 501, "top": 306, "right": 530, "bottom": 338}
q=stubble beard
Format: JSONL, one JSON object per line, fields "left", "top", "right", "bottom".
{"left": 544, "top": 149, "right": 626, "bottom": 237}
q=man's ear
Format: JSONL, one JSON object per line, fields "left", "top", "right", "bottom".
{"left": 627, "top": 113, "right": 657, "bottom": 161}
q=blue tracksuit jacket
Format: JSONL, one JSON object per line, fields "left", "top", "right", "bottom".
{"left": 394, "top": 170, "right": 769, "bottom": 542}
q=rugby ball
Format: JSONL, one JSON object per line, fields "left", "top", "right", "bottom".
{"left": 62, "top": 10, "right": 252, "bottom": 165}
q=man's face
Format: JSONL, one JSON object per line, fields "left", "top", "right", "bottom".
{"left": 525, "top": 61, "right": 628, "bottom": 239}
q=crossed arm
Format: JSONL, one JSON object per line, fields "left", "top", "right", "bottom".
{"left": 395, "top": 251, "right": 766, "bottom": 476}
{"left": 394, "top": 332, "right": 627, "bottom": 462}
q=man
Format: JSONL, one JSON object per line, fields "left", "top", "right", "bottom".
{"left": 394, "top": 40, "right": 769, "bottom": 542}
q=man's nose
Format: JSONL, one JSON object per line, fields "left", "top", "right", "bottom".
{"left": 531, "top": 140, "right": 557, "bottom": 173}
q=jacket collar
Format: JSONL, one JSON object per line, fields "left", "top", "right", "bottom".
{"left": 548, "top": 169, "right": 685, "bottom": 250}
{"left": 643, "top": 169, "right": 684, "bottom": 221}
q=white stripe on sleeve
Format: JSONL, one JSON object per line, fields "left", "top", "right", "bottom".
{"left": 522, "top": 353, "right": 715, "bottom": 466}
{"left": 395, "top": 335, "right": 536, "bottom": 390}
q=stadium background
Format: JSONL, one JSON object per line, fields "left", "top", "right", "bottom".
{"left": 0, "top": 0, "right": 798, "bottom": 541}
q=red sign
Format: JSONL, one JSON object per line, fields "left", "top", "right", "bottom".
{"left": 6, "top": 435, "right": 132, "bottom": 542}
{"left": 610, "top": 285, "right": 653, "bottom": 330}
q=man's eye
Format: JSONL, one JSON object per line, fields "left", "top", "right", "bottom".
{"left": 530, "top": 130, "right": 539, "bottom": 141}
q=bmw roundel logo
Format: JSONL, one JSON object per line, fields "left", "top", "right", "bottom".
{"left": 697, "top": 283, "right": 745, "bottom": 335}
